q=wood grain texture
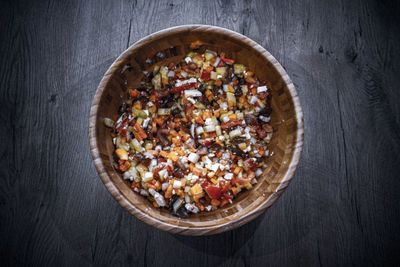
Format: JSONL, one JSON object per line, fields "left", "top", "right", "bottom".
{"left": 1, "top": 0, "right": 399, "bottom": 266}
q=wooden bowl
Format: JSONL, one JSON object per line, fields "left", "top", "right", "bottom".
{"left": 89, "top": 25, "right": 303, "bottom": 235}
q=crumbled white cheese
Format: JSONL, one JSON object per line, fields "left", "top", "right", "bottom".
{"left": 188, "top": 153, "right": 200, "bottom": 163}
{"left": 259, "top": 115, "right": 270, "bottom": 122}
{"left": 255, "top": 168, "right": 263, "bottom": 177}
{"left": 203, "top": 125, "right": 216, "bottom": 132}
{"left": 142, "top": 172, "right": 154, "bottom": 182}
{"left": 140, "top": 189, "right": 149, "bottom": 196}
{"left": 144, "top": 151, "right": 155, "bottom": 159}
{"left": 196, "top": 126, "right": 204, "bottom": 135}
{"left": 142, "top": 117, "right": 151, "bottom": 128}
{"left": 184, "top": 56, "right": 192, "bottom": 63}
{"left": 123, "top": 166, "right": 139, "bottom": 181}
{"left": 158, "top": 169, "right": 168, "bottom": 179}
{"left": 222, "top": 153, "right": 230, "bottom": 160}
{"left": 229, "top": 128, "right": 242, "bottom": 138}
{"left": 161, "top": 182, "right": 170, "bottom": 191}
{"left": 181, "top": 156, "right": 188, "bottom": 163}
{"left": 222, "top": 116, "right": 230, "bottom": 123}
{"left": 257, "top": 86, "right": 268, "bottom": 93}
{"left": 184, "top": 89, "right": 202, "bottom": 97}
{"left": 187, "top": 97, "right": 196, "bottom": 104}
{"left": 249, "top": 96, "right": 258, "bottom": 105}
{"left": 224, "top": 173, "right": 233, "bottom": 180}
{"left": 175, "top": 77, "right": 197, "bottom": 87}
{"left": 167, "top": 70, "right": 175, "bottom": 77}
{"left": 185, "top": 203, "right": 199, "bottom": 213}
{"left": 210, "top": 163, "right": 220, "bottom": 172}
{"left": 184, "top": 193, "right": 191, "bottom": 203}
{"left": 148, "top": 188, "right": 166, "bottom": 207}
{"left": 173, "top": 180, "right": 182, "bottom": 189}
{"left": 220, "top": 102, "right": 228, "bottom": 110}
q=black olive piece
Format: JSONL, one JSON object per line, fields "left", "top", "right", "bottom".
{"left": 211, "top": 100, "right": 220, "bottom": 109}
{"left": 137, "top": 95, "right": 150, "bottom": 106}
{"left": 171, "top": 108, "right": 181, "bottom": 116}
{"left": 238, "top": 77, "right": 245, "bottom": 85}
{"left": 199, "top": 197, "right": 208, "bottom": 206}
{"left": 244, "top": 114, "right": 258, "bottom": 125}
{"left": 198, "top": 83, "right": 206, "bottom": 93}
{"left": 231, "top": 136, "right": 247, "bottom": 144}
{"left": 234, "top": 85, "right": 243, "bottom": 97}
{"left": 259, "top": 107, "right": 272, "bottom": 117}
{"left": 157, "top": 129, "right": 170, "bottom": 146}
{"left": 199, "top": 95, "right": 209, "bottom": 106}
{"left": 170, "top": 195, "right": 179, "bottom": 206}
{"left": 230, "top": 147, "right": 248, "bottom": 158}
{"left": 119, "top": 103, "right": 128, "bottom": 114}
{"left": 173, "top": 206, "right": 188, "bottom": 218}
{"left": 176, "top": 160, "right": 187, "bottom": 171}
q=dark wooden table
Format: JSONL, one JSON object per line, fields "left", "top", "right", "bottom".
{"left": 1, "top": 0, "right": 400, "bottom": 266}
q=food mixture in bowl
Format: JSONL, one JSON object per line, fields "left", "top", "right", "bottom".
{"left": 104, "top": 48, "right": 273, "bottom": 217}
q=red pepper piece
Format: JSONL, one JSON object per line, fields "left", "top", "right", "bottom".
{"left": 205, "top": 186, "right": 222, "bottom": 200}
{"left": 133, "top": 122, "right": 148, "bottom": 141}
{"left": 200, "top": 71, "right": 211, "bottom": 81}
{"left": 201, "top": 181, "right": 209, "bottom": 188}
{"left": 170, "top": 82, "right": 198, "bottom": 94}
{"left": 221, "top": 57, "right": 235, "bottom": 65}
{"left": 129, "top": 88, "right": 140, "bottom": 98}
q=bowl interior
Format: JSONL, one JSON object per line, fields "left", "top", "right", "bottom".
{"left": 91, "top": 26, "right": 302, "bottom": 234}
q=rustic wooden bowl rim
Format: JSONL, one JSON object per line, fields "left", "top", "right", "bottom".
{"left": 89, "top": 24, "right": 304, "bottom": 235}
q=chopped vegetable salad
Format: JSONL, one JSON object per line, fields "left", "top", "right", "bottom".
{"left": 105, "top": 48, "right": 273, "bottom": 217}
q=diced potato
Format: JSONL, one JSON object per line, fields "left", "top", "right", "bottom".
{"left": 233, "top": 64, "right": 246, "bottom": 75}
{"left": 190, "top": 183, "right": 203, "bottom": 196}
{"left": 115, "top": 148, "right": 128, "bottom": 160}
{"left": 152, "top": 73, "right": 161, "bottom": 90}
{"left": 226, "top": 92, "right": 236, "bottom": 109}
{"left": 204, "top": 50, "right": 217, "bottom": 61}
{"left": 216, "top": 67, "right": 227, "bottom": 76}
{"left": 168, "top": 151, "right": 179, "bottom": 162}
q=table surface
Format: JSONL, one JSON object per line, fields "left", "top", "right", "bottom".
{"left": 1, "top": 0, "right": 400, "bottom": 266}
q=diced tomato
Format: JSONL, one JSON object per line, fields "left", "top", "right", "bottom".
{"left": 201, "top": 139, "right": 214, "bottom": 147}
{"left": 220, "top": 198, "right": 229, "bottom": 207}
{"left": 221, "top": 57, "right": 235, "bottom": 65}
{"left": 205, "top": 186, "right": 222, "bottom": 200}
{"left": 256, "top": 126, "right": 268, "bottom": 139}
{"left": 201, "top": 181, "right": 209, "bottom": 188}
{"left": 118, "top": 160, "right": 130, "bottom": 172}
{"left": 222, "top": 192, "right": 232, "bottom": 200}
{"left": 129, "top": 88, "right": 140, "bottom": 98}
{"left": 220, "top": 182, "right": 231, "bottom": 193}
{"left": 220, "top": 119, "right": 243, "bottom": 129}
{"left": 133, "top": 122, "right": 148, "bottom": 141}
{"left": 244, "top": 158, "right": 258, "bottom": 171}
{"left": 170, "top": 82, "right": 198, "bottom": 94}
{"left": 201, "top": 71, "right": 211, "bottom": 81}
